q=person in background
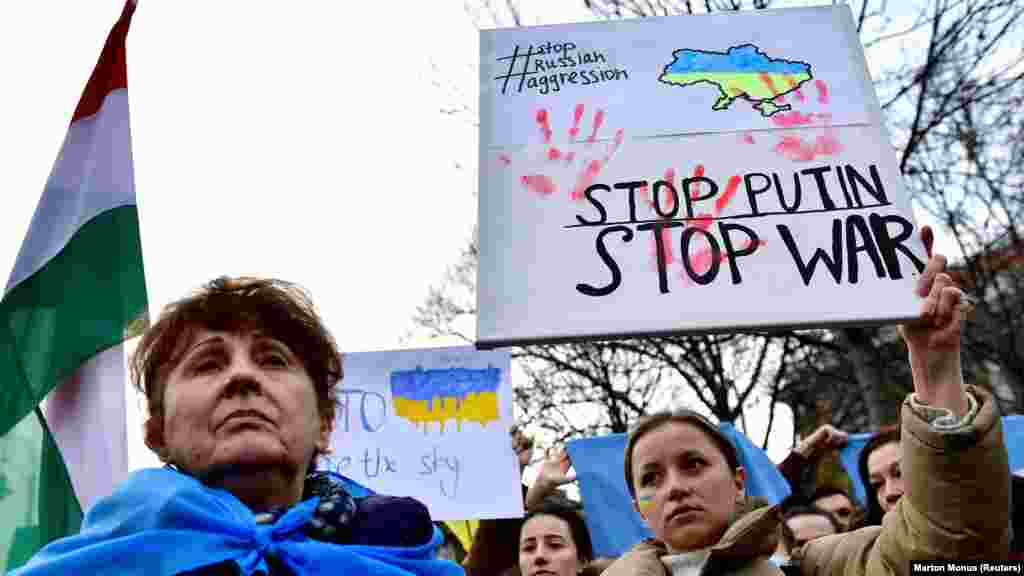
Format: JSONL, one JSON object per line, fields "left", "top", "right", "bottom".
{"left": 517, "top": 501, "right": 599, "bottom": 576}
{"left": 513, "top": 427, "right": 536, "bottom": 469}
{"left": 601, "top": 236, "right": 1011, "bottom": 575}
{"left": 808, "top": 487, "right": 859, "bottom": 532}
{"left": 770, "top": 497, "right": 805, "bottom": 562}
{"left": 775, "top": 423, "right": 866, "bottom": 531}
{"left": 12, "top": 277, "right": 457, "bottom": 576}
{"left": 778, "top": 506, "right": 840, "bottom": 554}
{"left": 856, "top": 425, "right": 901, "bottom": 526}
{"left": 466, "top": 442, "right": 604, "bottom": 576}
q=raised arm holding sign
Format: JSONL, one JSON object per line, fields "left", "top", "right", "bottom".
{"left": 477, "top": 6, "right": 928, "bottom": 348}
{"left": 593, "top": 243, "right": 1010, "bottom": 574}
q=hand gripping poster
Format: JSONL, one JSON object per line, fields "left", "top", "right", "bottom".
{"left": 477, "top": 6, "right": 929, "bottom": 348}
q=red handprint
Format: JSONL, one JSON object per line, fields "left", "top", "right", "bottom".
{"left": 815, "top": 80, "right": 830, "bottom": 104}
{"left": 682, "top": 170, "right": 766, "bottom": 286}
{"left": 683, "top": 168, "right": 768, "bottom": 286}
{"left": 632, "top": 168, "right": 679, "bottom": 269}
{"left": 752, "top": 80, "right": 841, "bottom": 161}
{"left": 501, "top": 104, "right": 625, "bottom": 201}
{"left": 639, "top": 164, "right": 764, "bottom": 287}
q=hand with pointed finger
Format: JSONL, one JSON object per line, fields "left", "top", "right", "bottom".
{"left": 898, "top": 226, "right": 971, "bottom": 417}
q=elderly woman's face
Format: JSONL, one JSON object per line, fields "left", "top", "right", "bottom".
{"left": 148, "top": 328, "right": 330, "bottom": 479}
{"left": 631, "top": 422, "right": 745, "bottom": 553}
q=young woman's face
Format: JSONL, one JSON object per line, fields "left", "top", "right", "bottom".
{"left": 867, "top": 441, "right": 904, "bottom": 513}
{"left": 519, "top": 514, "right": 581, "bottom": 576}
{"left": 630, "top": 421, "right": 745, "bottom": 553}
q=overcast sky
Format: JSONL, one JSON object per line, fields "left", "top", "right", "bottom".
{"left": 3, "top": 0, "right": 951, "bottom": 473}
{"left": 2, "top": 1, "right": 496, "bottom": 469}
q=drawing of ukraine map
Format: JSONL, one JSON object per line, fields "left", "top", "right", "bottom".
{"left": 659, "top": 44, "right": 812, "bottom": 117}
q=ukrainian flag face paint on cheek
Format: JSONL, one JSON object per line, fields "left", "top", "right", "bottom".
{"left": 637, "top": 494, "right": 655, "bottom": 515}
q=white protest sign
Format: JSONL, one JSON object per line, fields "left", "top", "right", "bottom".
{"left": 477, "top": 6, "right": 927, "bottom": 348}
{"left": 479, "top": 6, "right": 871, "bottom": 148}
{"left": 323, "top": 346, "right": 522, "bottom": 520}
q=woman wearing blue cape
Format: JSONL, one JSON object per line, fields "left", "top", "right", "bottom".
{"left": 12, "top": 277, "right": 464, "bottom": 576}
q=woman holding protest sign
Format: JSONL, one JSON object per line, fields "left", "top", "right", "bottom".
{"left": 601, "top": 230, "right": 1010, "bottom": 575}
{"left": 13, "top": 277, "right": 461, "bottom": 576}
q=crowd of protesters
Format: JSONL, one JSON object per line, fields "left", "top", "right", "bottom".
{"left": 450, "top": 236, "right": 1019, "bottom": 575}
{"left": 12, "top": 232, "right": 1018, "bottom": 575}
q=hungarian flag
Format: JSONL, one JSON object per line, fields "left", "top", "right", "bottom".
{"left": 0, "top": 1, "right": 147, "bottom": 571}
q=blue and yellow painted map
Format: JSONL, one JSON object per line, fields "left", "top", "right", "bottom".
{"left": 659, "top": 44, "right": 812, "bottom": 117}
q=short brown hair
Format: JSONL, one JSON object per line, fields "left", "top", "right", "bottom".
{"left": 623, "top": 410, "right": 740, "bottom": 500}
{"left": 130, "top": 277, "right": 343, "bottom": 424}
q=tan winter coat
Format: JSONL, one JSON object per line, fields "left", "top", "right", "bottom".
{"left": 600, "top": 502, "right": 784, "bottom": 576}
{"left": 601, "top": 385, "right": 1010, "bottom": 576}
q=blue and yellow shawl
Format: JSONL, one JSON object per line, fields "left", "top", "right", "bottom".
{"left": 11, "top": 468, "right": 463, "bottom": 576}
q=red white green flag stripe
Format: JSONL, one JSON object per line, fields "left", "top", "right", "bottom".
{"left": 0, "top": 1, "right": 147, "bottom": 570}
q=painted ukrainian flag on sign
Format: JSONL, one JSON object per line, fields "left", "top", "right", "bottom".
{"left": 0, "top": 1, "right": 147, "bottom": 571}
{"left": 390, "top": 366, "right": 502, "bottom": 433}
{"left": 659, "top": 44, "right": 812, "bottom": 117}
